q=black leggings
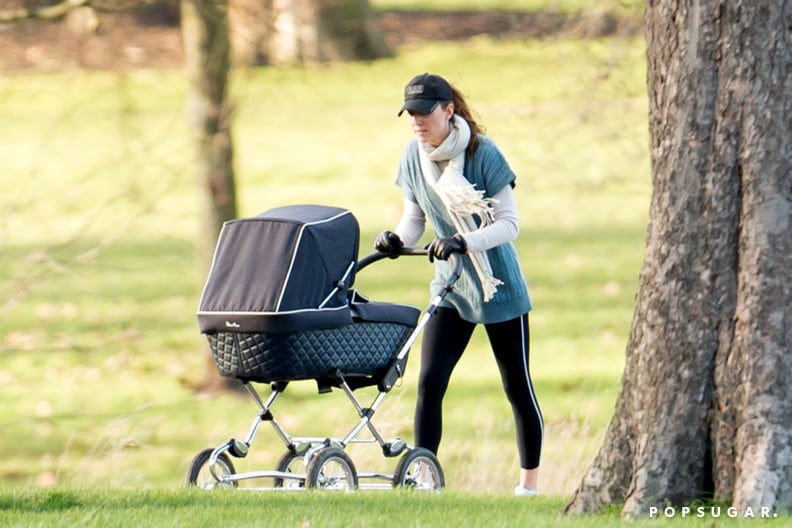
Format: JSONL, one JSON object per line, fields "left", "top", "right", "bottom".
{"left": 414, "top": 307, "right": 543, "bottom": 469}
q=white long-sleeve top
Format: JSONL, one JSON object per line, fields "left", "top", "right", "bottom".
{"left": 394, "top": 184, "right": 519, "bottom": 252}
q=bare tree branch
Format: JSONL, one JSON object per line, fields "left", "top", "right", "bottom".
{"left": 0, "top": 0, "right": 90, "bottom": 23}
{"left": 0, "top": 0, "right": 168, "bottom": 23}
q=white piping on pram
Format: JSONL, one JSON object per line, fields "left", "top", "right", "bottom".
{"left": 275, "top": 209, "right": 354, "bottom": 311}
{"left": 317, "top": 260, "right": 356, "bottom": 309}
{"left": 197, "top": 304, "right": 350, "bottom": 318}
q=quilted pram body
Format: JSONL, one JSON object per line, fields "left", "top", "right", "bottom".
{"left": 207, "top": 300, "right": 419, "bottom": 383}
{"left": 197, "top": 205, "right": 420, "bottom": 385}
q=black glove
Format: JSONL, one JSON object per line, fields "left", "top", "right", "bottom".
{"left": 374, "top": 230, "right": 403, "bottom": 258}
{"left": 427, "top": 234, "right": 467, "bottom": 263}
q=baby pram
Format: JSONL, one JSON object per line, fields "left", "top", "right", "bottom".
{"left": 187, "top": 204, "right": 461, "bottom": 491}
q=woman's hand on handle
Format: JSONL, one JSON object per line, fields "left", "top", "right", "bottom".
{"left": 426, "top": 234, "right": 467, "bottom": 263}
{"left": 374, "top": 230, "right": 403, "bottom": 259}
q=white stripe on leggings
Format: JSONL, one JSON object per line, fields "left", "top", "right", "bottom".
{"left": 520, "top": 315, "right": 544, "bottom": 440}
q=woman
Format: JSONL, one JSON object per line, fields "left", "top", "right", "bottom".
{"left": 375, "top": 73, "right": 544, "bottom": 495}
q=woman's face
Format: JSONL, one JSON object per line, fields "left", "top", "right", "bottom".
{"left": 407, "top": 103, "right": 455, "bottom": 147}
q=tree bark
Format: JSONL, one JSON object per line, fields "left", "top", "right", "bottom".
{"left": 566, "top": 0, "right": 791, "bottom": 516}
{"left": 181, "top": 0, "right": 239, "bottom": 392}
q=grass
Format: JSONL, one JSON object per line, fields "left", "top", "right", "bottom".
{"left": 0, "top": 23, "right": 657, "bottom": 526}
{"left": 2, "top": 487, "right": 788, "bottom": 527}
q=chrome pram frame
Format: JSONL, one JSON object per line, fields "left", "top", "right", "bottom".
{"left": 187, "top": 248, "right": 462, "bottom": 492}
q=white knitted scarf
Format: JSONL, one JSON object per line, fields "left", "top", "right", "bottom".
{"left": 419, "top": 114, "right": 504, "bottom": 301}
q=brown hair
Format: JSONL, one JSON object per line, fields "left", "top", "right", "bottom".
{"left": 444, "top": 84, "right": 486, "bottom": 159}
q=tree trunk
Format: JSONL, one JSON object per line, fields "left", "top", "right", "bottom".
{"left": 228, "top": 0, "right": 271, "bottom": 66}
{"left": 566, "top": 0, "right": 791, "bottom": 517}
{"left": 181, "top": 0, "right": 239, "bottom": 392}
{"left": 311, "top": 0, "right": 391, "bottom": 62}
{"left": 230, "top": 0, "right": 391, "bottom": 66}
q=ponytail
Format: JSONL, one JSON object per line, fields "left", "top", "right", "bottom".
{"left": 447, "top": 85, "right": 485, "bottom": 159}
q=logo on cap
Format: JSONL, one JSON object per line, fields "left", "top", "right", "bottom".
{"left": 406, "top": 85, "right": 425, "bottom": 96}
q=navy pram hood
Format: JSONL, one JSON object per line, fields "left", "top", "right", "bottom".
{"left": 197, "top": 204, "right": 359, "bottom": 334}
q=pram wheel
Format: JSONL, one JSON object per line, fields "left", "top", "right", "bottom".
{"left": 305, "top": 447, "right": 358, "bottom": 490}
{"left": 273, "top": 451, "right": 306, "bottom": 488}
{"left": 392, "top": 448, "right": 444, "bottom": 490}
{"left": 186, "top": 448, "right": 238, "bottom": 489}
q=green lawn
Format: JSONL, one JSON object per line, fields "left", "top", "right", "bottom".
{"left": 0, "top": 29, "right": 648, "bottom": 512}
{"left": 3, "top": 487, "right": 787, "bottom": 527}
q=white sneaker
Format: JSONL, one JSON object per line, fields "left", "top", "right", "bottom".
{"left": 514, "top": 485, "right": 539, "bottom": 497}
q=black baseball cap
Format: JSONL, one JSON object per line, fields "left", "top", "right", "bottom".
{"left": 398, "top": 73, "right": 453, "bottom": 116}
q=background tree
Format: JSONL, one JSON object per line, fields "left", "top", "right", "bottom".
{"left": 229, "top": 0, "right": 391, "bottom": 66}
{"left": 566, "top": 0, "right": 791, "bottom": 516}
{"left": 180, "top": 0, "right": 238, "bottom": 392}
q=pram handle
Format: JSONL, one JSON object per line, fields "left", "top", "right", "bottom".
{"left": 357, "top": 248, "right": 463, "bottom": 291}
{"left": 357, "top": 246, "right": 427, "bottom": 270}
